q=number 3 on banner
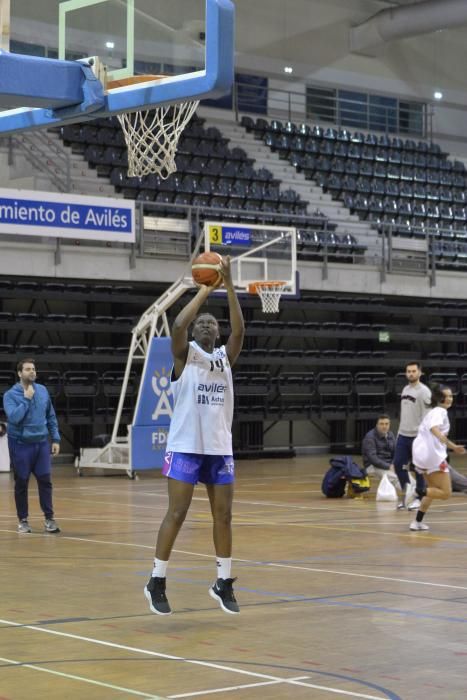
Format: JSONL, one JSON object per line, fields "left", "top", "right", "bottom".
{"left": 209, "top": 225, "right": 222, "bottom": 244}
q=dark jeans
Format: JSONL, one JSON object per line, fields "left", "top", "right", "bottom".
{"left": 8, "top": 438, "right": 54, "bottom": 520}
{"left": 393, "top": 434, "right": 425, "bottom": 494}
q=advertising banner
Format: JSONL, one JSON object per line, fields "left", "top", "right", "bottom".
{"left": 0, "top": 188, "right": 135, "bottom": 242}
{"left": 130, "top": 337, "right": 174, "bottom": 470}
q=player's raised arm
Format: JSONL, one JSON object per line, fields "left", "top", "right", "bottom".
{"left": 220, "top": 257, "right": 245, "bottom": 367}
{"left": 171, "top": 285, "right": 212, "bottom": 377}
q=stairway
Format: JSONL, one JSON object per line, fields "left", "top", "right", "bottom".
{"left": 3, "top": 129, "right": 122, "bottom": 198}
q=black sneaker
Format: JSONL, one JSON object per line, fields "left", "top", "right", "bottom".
{"left": 209, "top": 577, "right": 240, "bottom": 614}
{"left": 144, "top": 577, "right": 172, "bottom": 615}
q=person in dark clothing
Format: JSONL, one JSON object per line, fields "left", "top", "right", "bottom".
{"left": 3, "top": 358, "right": 61, "bottom": 534}
{"left": 362, "top": 415, "right": 401, "bottom": 491}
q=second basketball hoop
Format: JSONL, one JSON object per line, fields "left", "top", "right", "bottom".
{"left": 248, "top": 281, "right": 287, "bottom": 314}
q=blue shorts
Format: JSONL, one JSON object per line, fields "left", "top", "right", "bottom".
{"left": 162, "top": 451, "right": 235, "bottom": 485}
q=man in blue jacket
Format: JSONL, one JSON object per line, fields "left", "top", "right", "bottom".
{"left": 3, "top": 358, "right": 61, "bottom": 534}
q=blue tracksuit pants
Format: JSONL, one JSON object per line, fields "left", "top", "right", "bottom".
{"left": 8, "top": 438, "right": 54, "bottom": 520}
{"left": 393, "top": 434, "right": 425, "bottom": 494}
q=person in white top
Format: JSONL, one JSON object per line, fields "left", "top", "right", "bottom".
{"left": 145, "top": 256, "right": 245, "bottom": 616}
{"left": 410, "top": 384, "right": 465, "bottom": 531}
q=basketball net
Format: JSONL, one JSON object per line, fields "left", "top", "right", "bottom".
{"left": 118, "top": 101, "right": 199, "bottom": 179}
{"left": 249, "top": 281, "right": 287, "bottom": 314}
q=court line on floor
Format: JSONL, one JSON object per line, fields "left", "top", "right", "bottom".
{"left": 5, "top": 511, "right": 467, "bottom": 529}
{"left": 167, "top": 675, "right": 387, "bottom": 699}
{"left": 167, "top": 676, "right": 310, "bottom": 698}
{"left": 53, "top": 493, "right": 371, "bottom": 514}
{"left": 0, "top": 655, "right": 165, "bottom": 699}
{"left": 0, "top": 619, "right": 391, "bottom": 700}
{"left": 1, "top": 527, "right": 466, "bottom": 592}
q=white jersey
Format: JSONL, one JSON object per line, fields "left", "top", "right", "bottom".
{"left": 166, "top": 341, "right": 234, "bottom": 455}
{"left": 412, "top": 406, "right": 450, "bottom": 473}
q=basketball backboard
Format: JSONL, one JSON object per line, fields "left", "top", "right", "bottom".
{"left": 0, "top": 0, "right": 234, "bottom": 133}
{"left": 204, "top": 221, "right": 298, "bottom": 297}
{"left": 57, "top": 0, "right": 207, "bottom": 84}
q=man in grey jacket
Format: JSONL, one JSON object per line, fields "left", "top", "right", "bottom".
{"left": 362, "top": 415, "right": 400, "bottom": 490}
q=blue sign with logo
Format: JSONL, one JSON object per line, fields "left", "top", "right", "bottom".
{"left": 222, "top": 226, "right": 251, "bottom": 246}
{"left": 131, "top": 337, "right": 174, "bottom": 470}
{"left": 0, "top": 187, "right": 135, "bottom": 242}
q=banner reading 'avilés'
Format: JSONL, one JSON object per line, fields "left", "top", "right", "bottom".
{"left": 0, "top": 188, "right": 135, "bottom": 242}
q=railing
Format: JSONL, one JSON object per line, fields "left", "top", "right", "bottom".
{"left": 232, "top": 79, "right": 431, "bottom": 141}
{"left": 8, "top": 131, "right": 71, "bottom": 192}
{"left": 0, "top": 197, "right": 465, "bottom": 290}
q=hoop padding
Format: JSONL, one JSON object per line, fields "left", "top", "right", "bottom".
{"left": 117, "top": 100, "right": 199, "bottom": 179}
{"left": 248, "top": 281, "right": 287, "bottom": 314}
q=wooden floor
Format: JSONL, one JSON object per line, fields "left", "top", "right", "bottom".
{"left": 1, "top": 456, "right": 467, "bottom": 700}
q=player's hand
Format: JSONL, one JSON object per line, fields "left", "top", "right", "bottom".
{"left": 389, "top": 464, "right": 395, "bottom": 473}
{"left": 453, "top": 444, "right": 466, "bottom": 455}
{"left": 195, "top": 283, "right": 214, "bottom": 297}
{"left": 218, "top": 256, "right": 233, "bottom": 288}
{"left": 24, "top": 385, "right": 35, "bottom": 400}
{"left": 51, "top": 443, "right": 60, "bottom": 456}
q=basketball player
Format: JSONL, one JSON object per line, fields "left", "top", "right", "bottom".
{"left": 410, "top": 385, "right": 465, "bottom": 531}
{"left": 393, "top": 361, "right": 431, "bottom": 511}
{"left": 145, "top": 256, "right": 244, "bottom": 615}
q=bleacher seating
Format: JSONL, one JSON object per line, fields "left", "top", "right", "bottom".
{"left": 59, "top": 113, "right": 370, "bottom": 262}
{"left": 244, "top": 116, "right": 467, "bottom": 269}
{"left": 62, "top": 113, "right": 310, "bottom": 221}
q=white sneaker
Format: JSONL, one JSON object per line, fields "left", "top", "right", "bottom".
{"left": 404, "top": 482, "right": 416, "bottom": 508}
{"left": 410, "top": 520, "right": 429, "bottom": 531}
{"left": 408, "top": 498, "right": 421, "bottom": 511}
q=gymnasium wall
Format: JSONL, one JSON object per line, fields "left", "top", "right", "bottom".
{"left": 233, "top": 0, "right": 467, "bottom": 155}
{"left": 1, "top": 239, "right": 467, "bottom": 303}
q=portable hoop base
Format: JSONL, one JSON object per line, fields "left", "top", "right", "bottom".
{"left": 248, "top": 281, "right": 287, "bottom": 314}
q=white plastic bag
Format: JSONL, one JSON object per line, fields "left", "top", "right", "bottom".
{"left": 376, "top": 473, "right": 398, "bottom": 502}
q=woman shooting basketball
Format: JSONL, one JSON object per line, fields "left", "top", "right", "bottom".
{"left": 145, "top": 256, "right": 245, "bottom": 615}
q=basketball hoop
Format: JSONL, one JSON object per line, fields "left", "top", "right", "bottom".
{"left": 248, "top": 281, "right": 287, "bottom": 314}
{"left": 107, "top": 75, "right": 199, "bottom": 179}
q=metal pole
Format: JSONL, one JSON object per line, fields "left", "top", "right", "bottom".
{"left": 233, "top": 78, "right": 239, "bottom": 122}
{"left": 138, "top": 202, "right": 144, "bottom": 256}
{"left": 0, "top": 0, "right": 10, "bottom": 52}
{"left": 322, "top": 221, "right": 328, "bottom": 280}
{"left": 387, "top": 223, "right": 393, "bottom": 273}
{"left": 54, "top": 238, "right": 61, "bottom": 266}
{"left": 110, "top": 333, "right": 139, "bottom": 444}
{"left": 429, "top": 229, "right": 436, "bottom": 287}
{"left": 66, "top": 152, "right": 71, "bottom": 192}
{"left": 380, "top": 224, "right": 386, "bottom": 282}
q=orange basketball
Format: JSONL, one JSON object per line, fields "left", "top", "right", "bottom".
{"left": 192, "top": 252, "right": 223, "bottom": 287}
